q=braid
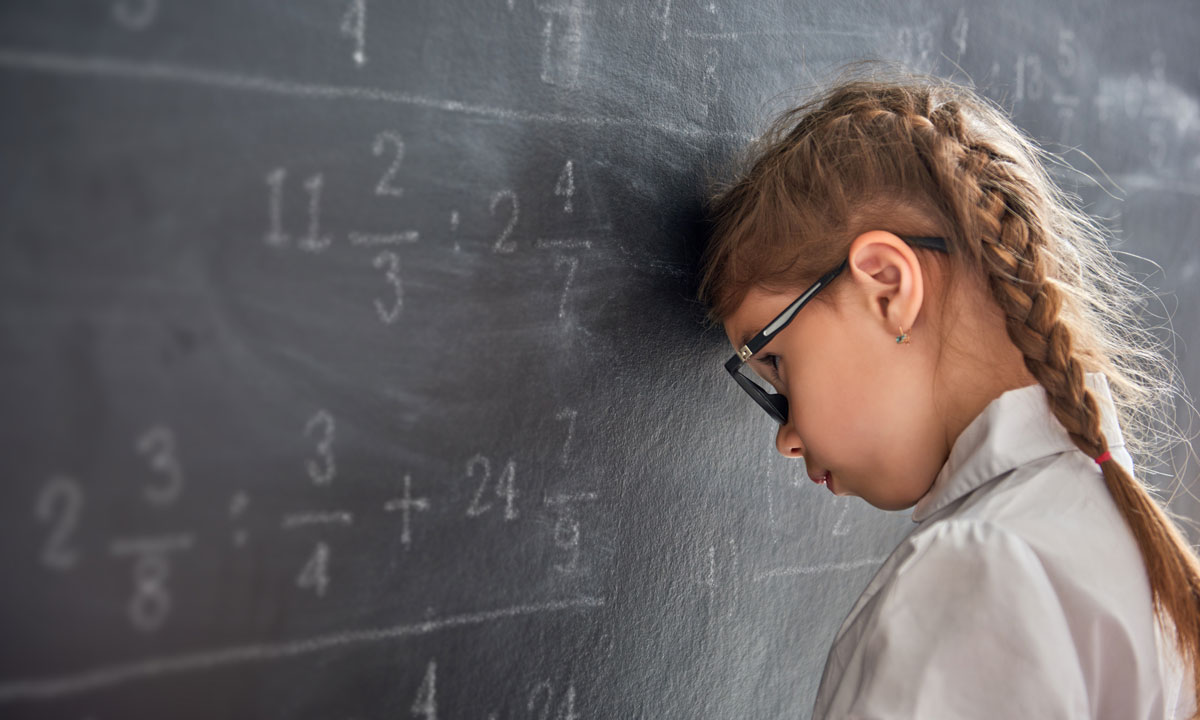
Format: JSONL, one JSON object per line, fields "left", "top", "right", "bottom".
{"left": 923, "top": 97, "right": 1200, "bottom": 706}
{"left": 978, "top": 182, "right": 1108, "bottom": 457}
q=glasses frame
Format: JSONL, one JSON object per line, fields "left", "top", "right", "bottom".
{"left": 724, "top": 235, "right": 950, "bottom": 425}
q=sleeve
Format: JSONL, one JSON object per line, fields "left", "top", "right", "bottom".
{"left": 827, "top": 521, "right": 1091, "bottom": 720}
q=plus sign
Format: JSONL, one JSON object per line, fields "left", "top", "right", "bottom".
{"left": 383, "top": 473, "right": 430, "bottom": 549}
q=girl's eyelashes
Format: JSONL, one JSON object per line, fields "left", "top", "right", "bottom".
{"left": 758, "top": 353, "right": 782, "bottom": 381}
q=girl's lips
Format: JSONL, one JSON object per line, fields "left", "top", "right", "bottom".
{"left": 810, "top": 469, "right": 831, "bottom": 485}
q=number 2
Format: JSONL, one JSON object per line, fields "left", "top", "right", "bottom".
{"left": 372, "top": 130, "right": 404, "bottom": 197}
{"left": 36, "top": 476, "right": 83, "bottom": 570}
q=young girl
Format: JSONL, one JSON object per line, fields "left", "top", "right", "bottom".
{"left": 697, "top": 67, "right": 1200, "bottom": 718}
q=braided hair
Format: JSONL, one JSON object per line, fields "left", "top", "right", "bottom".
{"left": 698, "top": 65, "right": 1200, "bottom": 714}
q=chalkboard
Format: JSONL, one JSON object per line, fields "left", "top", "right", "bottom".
{"left": 1, "top": 1, "right": 1198, "bottom": 718}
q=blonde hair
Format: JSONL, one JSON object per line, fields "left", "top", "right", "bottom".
{"left": 697, "top": 63, "right": 1200, "bottom": 714}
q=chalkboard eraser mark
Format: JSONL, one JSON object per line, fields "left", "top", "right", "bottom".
{"left": 539, "top": 1, "right": 591, "bottom": 89}
{"left": 450, "top": 210, "right": 461, "bottom": 252}
{"left": 229, "top": 491, "right": 250, "bottom": 546}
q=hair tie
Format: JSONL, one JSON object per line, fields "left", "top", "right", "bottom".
{"left": 1094, "top": 450, "right": 1112, "bottom": 465}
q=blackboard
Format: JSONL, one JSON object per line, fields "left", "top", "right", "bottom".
{"left": 2, "top": 1, "right": 1198, "bottom": 718}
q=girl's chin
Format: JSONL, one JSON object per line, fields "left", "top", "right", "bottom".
{"left": 828, "top": 473, "right": 853, "bottom": 497}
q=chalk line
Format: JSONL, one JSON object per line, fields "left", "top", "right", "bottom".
{"left": 0, "top": 47, "right": 738, "bottom": 140}
{"left": 0, "top": 595, "right": 606, "bottom": 703}
{"left": 753, "top": 556, "right": 886, "bottom": 582}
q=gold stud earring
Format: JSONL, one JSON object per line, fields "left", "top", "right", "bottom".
{"left": 895, "top": 326, "right": 910, "bottom": 344}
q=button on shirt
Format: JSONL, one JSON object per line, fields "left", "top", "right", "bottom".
{"left": 810, "top": 373, "right": 1196, "bottom": 719}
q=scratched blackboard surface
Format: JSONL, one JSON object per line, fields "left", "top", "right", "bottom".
{"left": 1, "top": 1, "right": 1198, "bottom": 718}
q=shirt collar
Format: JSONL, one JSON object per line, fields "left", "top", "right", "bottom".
{"left": 911, "top": 372, "right": 1129, "bottom": 524}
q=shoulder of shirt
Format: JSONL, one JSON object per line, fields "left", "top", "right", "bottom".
{"left": 899, "top": 517, "right": 1035, "bottom": 557}
{"left": 913, "top": 447, "right": 1121, "bottom": 547}
{"left": 861, "top": 519, "right": 1074, "bottom": 642}
{"left": 888, "top": 517, "right": 1053, "bottom": 587}
{"left": 885, "top": 506, "right": 1138, "bottom": 615}
{"left": 823, "top": 515, "right": 1081, "bottom": 657}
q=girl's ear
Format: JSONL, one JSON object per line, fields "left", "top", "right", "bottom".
{"left": 844, "top": 230, "right": 924, "bottom": 337}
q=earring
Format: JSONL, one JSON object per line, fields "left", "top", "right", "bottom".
{"left": 895, "top": 326, "right": 910, "bottom": 344}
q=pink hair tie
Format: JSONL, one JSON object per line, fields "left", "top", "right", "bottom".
{"left": 1094, "top": 450, "right": 1112, "bottom": 465}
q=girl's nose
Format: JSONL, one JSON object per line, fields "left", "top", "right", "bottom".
{"left": 775, "top": 421, "right": 804, "bottom": 458}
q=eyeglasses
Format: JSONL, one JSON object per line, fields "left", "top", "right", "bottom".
{"left": 723, "top": 236, "right": 950, "bottom": 424}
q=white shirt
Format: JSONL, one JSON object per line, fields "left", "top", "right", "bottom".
{"left": 811, "top": 372, "right": 1196, "bottom": 719}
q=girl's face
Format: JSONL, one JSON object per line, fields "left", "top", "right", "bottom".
{"left": 720, "top": 233, "right": 953, "bottom": 511}
{"left": 721, "top": 231, "right": 1036, "bottom": 512}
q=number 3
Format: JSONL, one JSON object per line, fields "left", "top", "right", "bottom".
{"left": 305, "top": 410, "right": 336, "bottom": 485}
{"left": 372, "top": 250, "right": 403, "bottom": 324}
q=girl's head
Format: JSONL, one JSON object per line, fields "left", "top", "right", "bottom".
{"left": 698, "top": 64, "right": 1200, "bottom": 705}
{"left": 719, "top": 228, "right": 1034, "bottom": 510}
{"left": 700, "top": 66, "right": 1163, "bottom": 502}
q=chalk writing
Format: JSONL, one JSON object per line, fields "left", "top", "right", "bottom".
{"left": 296, "top": 541, "right": 331, "bottom": 597}
{"left": 465, "top": 454, "right": 519, "bottom": 521}
{"left": 135, "top": 425, "right": 184, "bottom": 506}
{"left": 371, "top": 250, "right": 404, "bottom": 323}
{"left": 527, "top": 678, "right": 580, "bottom": 720}
{"left": 304, "top": 410, "right": 337, "bottom": 485}
{"left": 263, "top": 168, "right": 331, "bottom": 252}
{"left": 410, "top": 659, "right": 437, "bottom": 720}
{"left": 341, "top": 0, "right": 368, "bottom": 66}
{"left": 110, "top": 534, "right": 193, "bottom": 631}
{"left": 555, "top": 159, "right": 575, "bottom": 212}
{"left": 383, "top": 473, "right": 431, "bottom": 550}
{"left": 490, "top": 189, "right": 519, "bottom": 253}
{"left": 36, "top": 475, "right": 83, "bottom": 570}
{"left": 554, "top": 255, "right": 579, "bottom": 320}
{"left": 555, "top": 407, "right": 577, "bottom": 466}
{"left": 545, "top": 491, "right": 596, "bottom": 573}
{"left": 372, "top": 130, "right": 404, "bottom": 197}
{"left": 111, "top": 0, "right": 157, "bottom": 30}
{"left": 951, "top": 9, "right": 969, "bottom": 57}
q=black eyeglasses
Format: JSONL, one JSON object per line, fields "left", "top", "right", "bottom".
{"left": 724, "top": 236, "right": 950, "bottom": 424}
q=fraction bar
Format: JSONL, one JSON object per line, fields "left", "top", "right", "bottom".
{"left": 281, "top": 511, "right": 354, "bottom": 529}
{"left": 109, "top": 534, "right": 195, "bottom": 556}
{"left": 348, "top": 231, "right": 419, "bottom": 246}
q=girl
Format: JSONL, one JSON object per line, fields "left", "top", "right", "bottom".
{"left": 697, "top": 67, "right": 1200, "bottom": 718}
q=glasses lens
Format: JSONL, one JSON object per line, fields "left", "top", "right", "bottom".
{"left": 734, "top": 368, "right": 788, "bottom": 424}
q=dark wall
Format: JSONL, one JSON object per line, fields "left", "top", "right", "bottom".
{"left": 1, "top": 1, "right": 1197, "bottom": 718}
